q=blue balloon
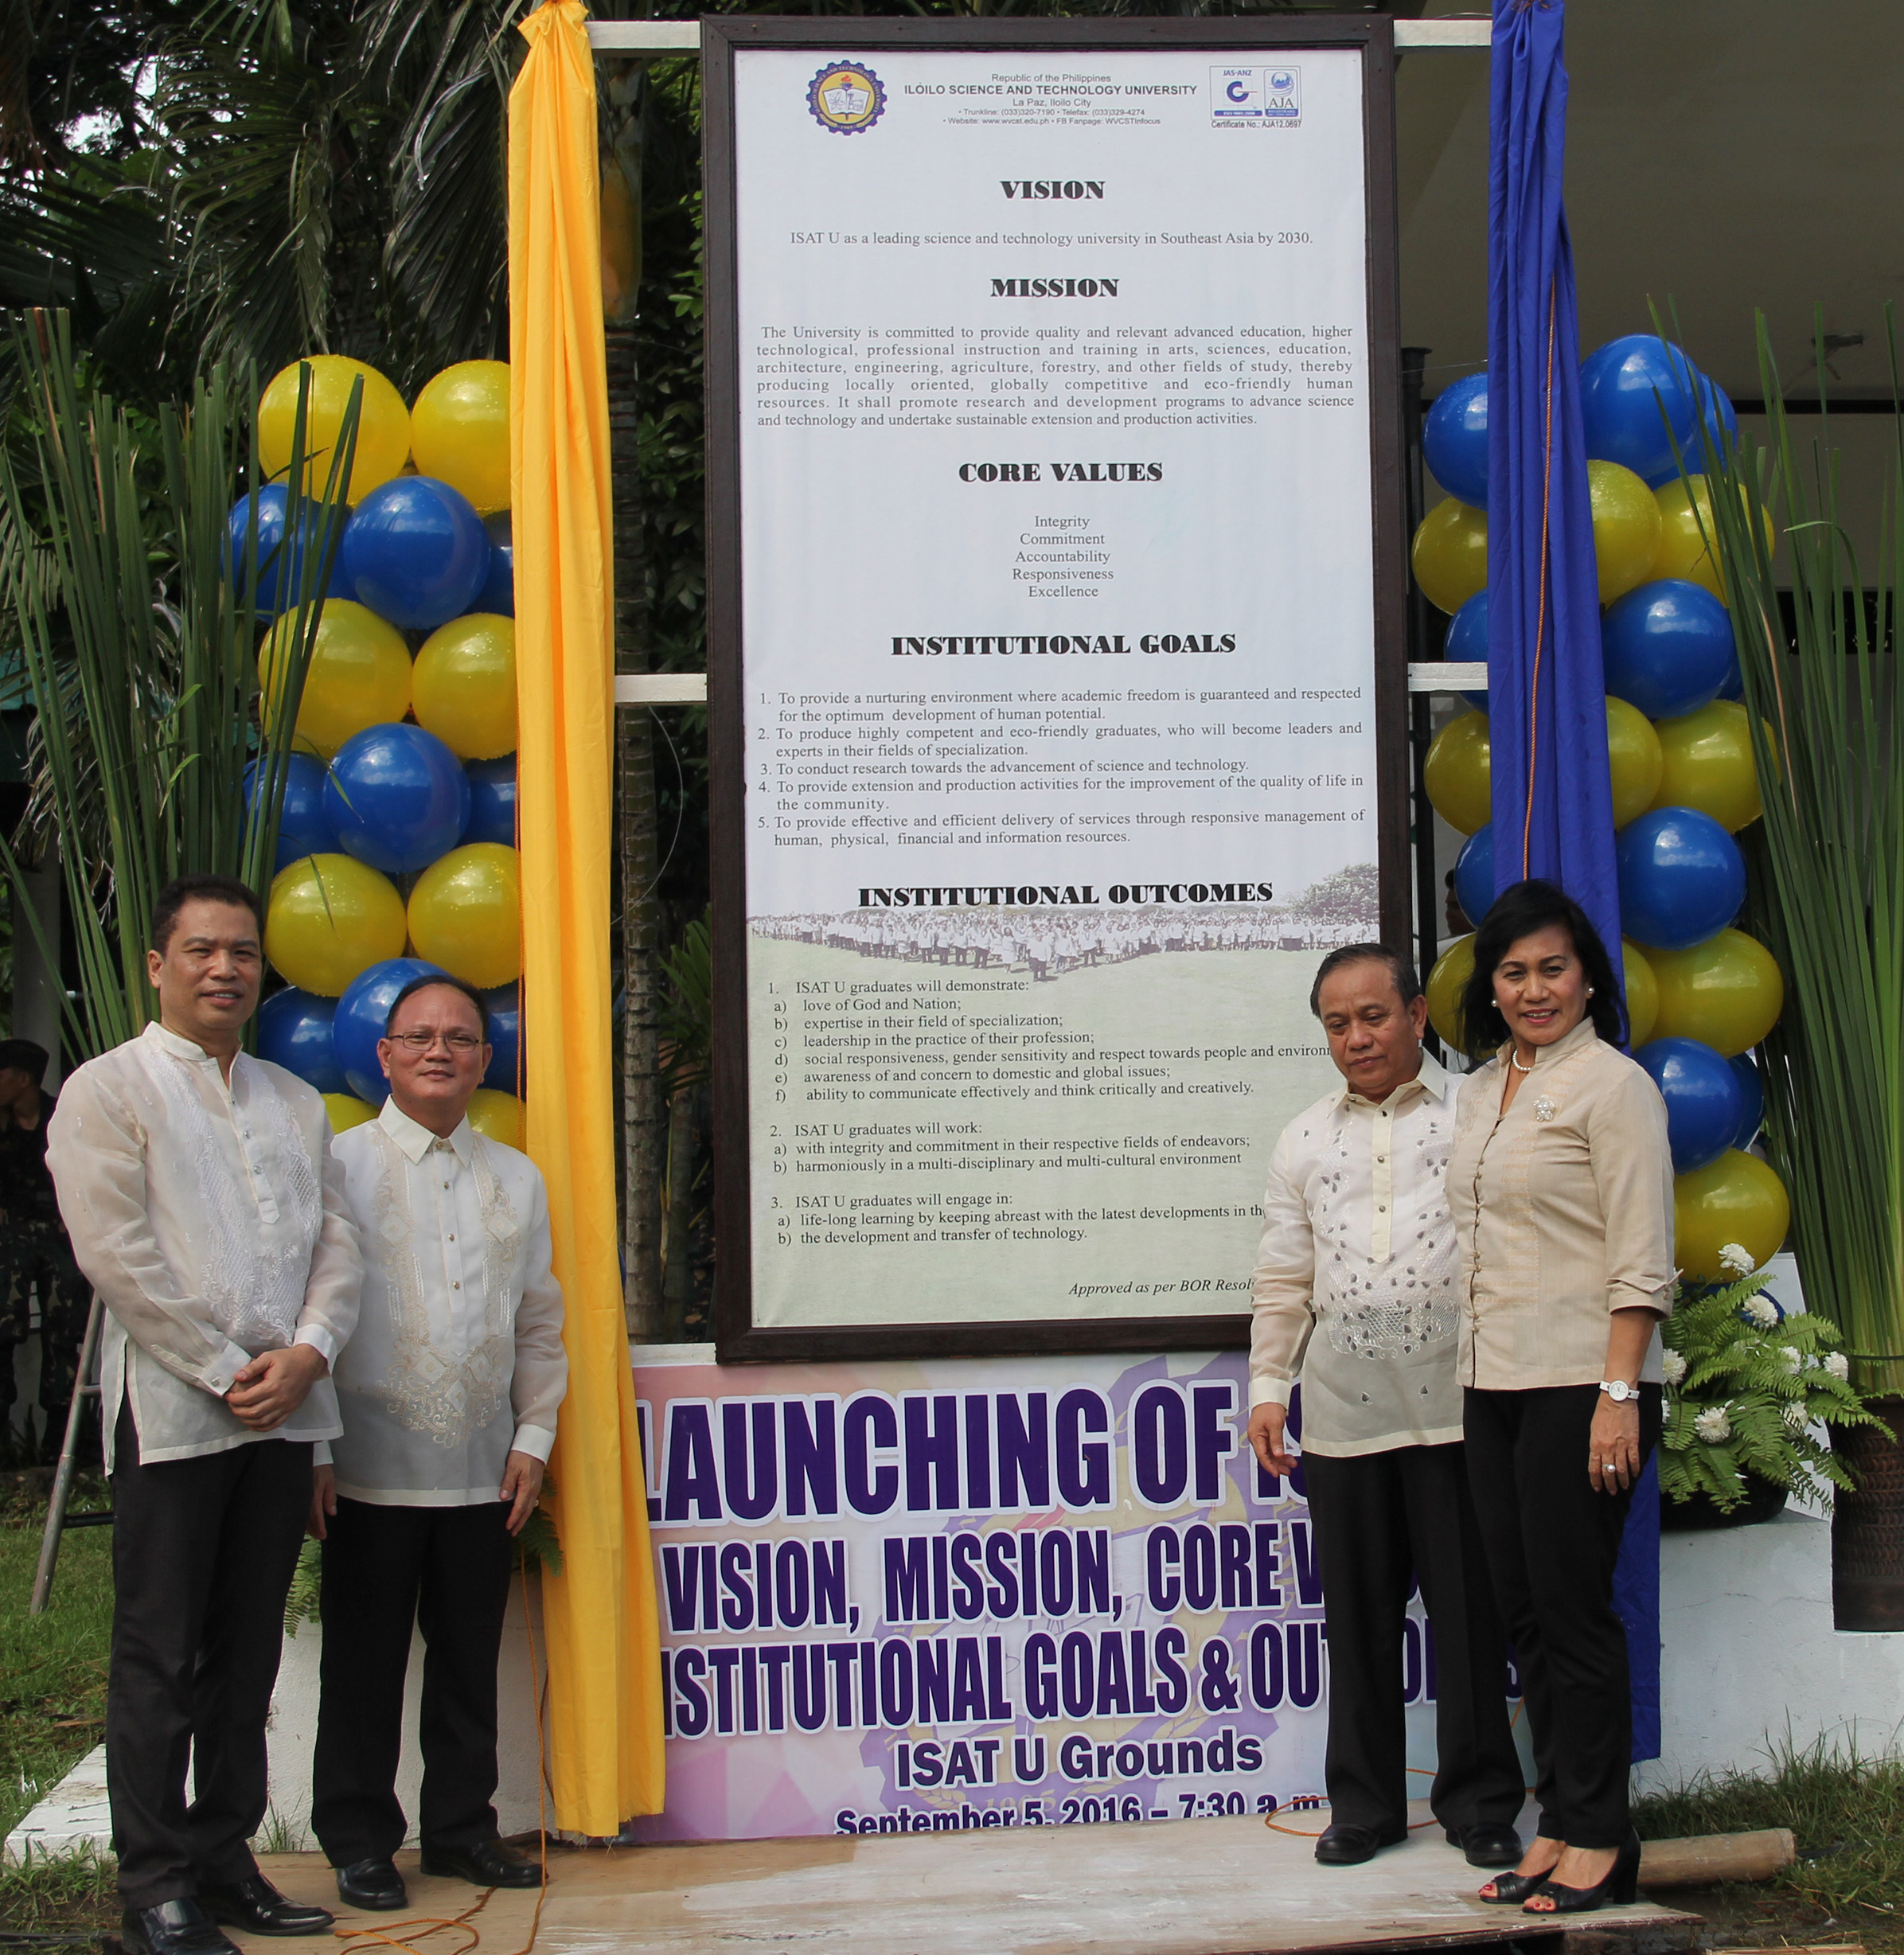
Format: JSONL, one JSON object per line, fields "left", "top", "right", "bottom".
{"left": 482, "top": 983, "right": 521, "bottom": 1092}
{"left": 1579, "top": 334, "right": 1700, "bottom": 483}
{"left": 1730, "top": 1051, "right": 1765, "bottom": 1151}
{"left": 463, "top": 756, "right": 517, "bottom": 848}
{"left": 1453, "top": 823, "right": 1493, "bottom": 931}
{"left": 1718, "top": 652, "right": 1744, "bottom": 702}
{"left": 224, "top": 487, "right": 351, "bottom": 615}
{"left": 341, "top": 476, "right": 490, "bottom": 630}
{"left": 244, "top": 752, "right": 339, "bottom": 872}
{"left": 334, "top": 957, "right": 450, "bottom": 1105}
{"left": 324, "top": 724, "right": 471, "bottom": 876}
{"left": 1642, "top": 375, "right": 1740, "bottom": 487}
{"left": 256, "top": 987, "right": 345, "bottom": 1095}
{"left": 1601, "top": 579, "right": 1738, "bottom": 720}
{"left": 1424, "top": 373, "right": 1489, "bottom": 509}
{"left": 1637, "top": 1037, "right": 1746, "bottom": 1173}
{"left": 1615, "top": 806, "right": 1747, "bottom": 950}
{"left": 474, "top": 542, "right": 514, "bottom": 618}
{"left": 1445, "top": 588, "right": 1490, "bottom": 710}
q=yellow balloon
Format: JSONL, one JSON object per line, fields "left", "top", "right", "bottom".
{"left": 266, "top": 854, "right": 408, "bottom": 997}
{"left": 1422, "top": 711, "right": 1491, "bottom": 836}
{"left": 323, "top": 1093, "right": 377, "bottom": 1134}
{"left": 1426, "top": 934, "right": 1478, "bottom": 1053}
{"left": 411, "top": 613, "right": 517, "bottom": 760}
{"left": 467, "top": 1087, "right": 525, "bottom": 1151}
{"left": 1622, "top": 941, "right": 1659, "bottom": 1049}
{"left": 1644, "top": 928, "right": 1784, "bottom": 1057}
{"left": 260, "top": 599, "right": 412, "bottom": 759}
{"left": 1675, "top": 1149, "right": 1790, "bottom": 1284}
{"left": 408, "top": 843, "right": 522, "bottom": 989}
{"left": 410, "top": 361, "right": 512, "bottom": 516}
{"left": 257, "top": 355, "right": 412, "bottom": 505}
{"left": 1411, "top": 498, "right": 1488, "bottom": 615}
{"left": 1587, "top": 459, "right": 1664, "bottom": 604}
{"left": 1650, "top": 476, "right": 1776, "bottom": 603}
{"left": 1648, "top": 699, "right": 1763, "bottom": 832}
{"left": 1606, "top": 695, "right": 1664, "bottom": 828}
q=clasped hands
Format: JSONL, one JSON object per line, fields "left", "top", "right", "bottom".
{"left": 224, "top": 1342, "right": 329, "bottom": 1431}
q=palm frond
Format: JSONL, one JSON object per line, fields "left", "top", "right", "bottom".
{"left": 1688, "top": 306, "right": 1904, "bottom": 1398}
{"left": 0, "top": 314, "right": 356, "bottom": 1060}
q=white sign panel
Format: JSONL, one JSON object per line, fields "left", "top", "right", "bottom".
{"left": 723, "top": 38, "right": 1395, "bottom": 1340}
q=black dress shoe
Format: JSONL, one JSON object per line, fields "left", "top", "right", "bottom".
{"left": 420, "top": 1839, "right": 544, "bottom": 1889}
{"left": 201, "top": 1874, "right": 335, "bottom": 1937}
{"left": 1446, "top": 1821, "right": 1524, "bottom": 1869}
{"left": 1314, "top": 1821, "right": 1405, "bottom": 1866}
{"left": 119, "top": 1899, "right": 241, "bottom": 1955}
{"left": 334, "top": 1858, "right": 409, "bottom": 1912}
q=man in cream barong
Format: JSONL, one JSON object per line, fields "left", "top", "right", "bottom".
{"left": 309, "top": 974, "right": 565, "bottom": 1914}
{"left": 48, "top": 876, "right": 361, "bottom": 1955}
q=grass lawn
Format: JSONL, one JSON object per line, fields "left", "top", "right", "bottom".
{"left": 1637, "top": 1740, "right": 1904, "bottom": 1951}
{"left": 0, "top": 1474, "right": 115, "bottom": 1940}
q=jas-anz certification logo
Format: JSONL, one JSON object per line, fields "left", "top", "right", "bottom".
{"left": 808, "top": 61, "right": 887, "bottom": 135}
{"left": 1210, "top": 66, "right": 1301, "bottom": 127}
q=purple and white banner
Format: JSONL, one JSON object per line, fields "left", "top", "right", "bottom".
{"left": 630, "top": 1347, "right": 1465, "bottom": 1844}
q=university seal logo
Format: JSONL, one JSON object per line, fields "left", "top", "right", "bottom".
{"left": 808, "top": 62, "right": 886, "bottom": 135}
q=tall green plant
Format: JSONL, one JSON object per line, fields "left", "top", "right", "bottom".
{"left": 0, "top": 311, "right": 357, "bottom": 1062}
{"left": 1695, "top": 310, "right": 1904, "bottom": 1398}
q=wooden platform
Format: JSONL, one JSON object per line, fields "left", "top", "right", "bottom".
{"left": 222, "top": 1805, "right": 1701, "bottom": 1955}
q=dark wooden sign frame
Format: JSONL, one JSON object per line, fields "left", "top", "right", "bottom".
{"left": 704, "top": 15, "right": 1410, "bottom": 1364}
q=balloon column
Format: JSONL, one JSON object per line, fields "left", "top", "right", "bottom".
{"left": 1418, "top": 333, "right": 1789, "bottom": 1283}
{"left": 245, "top": 357, "right": 525, "bottom": 1142}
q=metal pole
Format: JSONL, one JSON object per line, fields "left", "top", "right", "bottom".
{"left": 31, "top": 1294, "right": 104, "bottom": 1614}
{"left": 1400, "top": 347, "right": 1444, "bottom": 1054}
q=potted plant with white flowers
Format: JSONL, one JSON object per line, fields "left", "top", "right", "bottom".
{"left": 1660, "top": 1246, "right": 1887, "bottom": 1532}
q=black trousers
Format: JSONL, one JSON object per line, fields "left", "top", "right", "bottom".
{"left": 1303, "top": 1443, "right": 1524, "bottom": 1836}
{"left": 310, "top": 1497, "right": 514, "bottom": 1867}
{"left": 1462, "top": 1384, "right": 1663, "bottom": 1851}
{"left": 107, "top": 1400, "right": 311, "bottom": 1910}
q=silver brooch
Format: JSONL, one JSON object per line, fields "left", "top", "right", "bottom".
{"left": 1534, "top": 1095, "right": 1557, "bottom": 1122}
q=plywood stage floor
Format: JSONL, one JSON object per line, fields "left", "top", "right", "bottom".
{"left": 221, "top": 1805, "right": 1700, "bottom": 1955}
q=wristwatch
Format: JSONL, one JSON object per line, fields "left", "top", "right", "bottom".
{"left": 1599, "top": 1379, "right": 1640, "bottom": 1403}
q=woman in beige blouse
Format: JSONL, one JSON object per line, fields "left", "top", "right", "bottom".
{"left": 1446, "top": 879, "right": 1674, "bottom": 1916}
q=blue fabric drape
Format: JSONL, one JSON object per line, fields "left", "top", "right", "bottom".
{"left": 1486, "top": 0, "right": 1660, "bottom": 1763}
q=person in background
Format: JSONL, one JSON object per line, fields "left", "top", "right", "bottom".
{"left": 47, "top": 876, "right": 361, "bottom": 1955}
{"left": 309, "top": 974, "right": 566, "bottom": 1914}
{"left": 1448, "top": 879, "right": 1674, "bottom": 1916}
{"left": 1247, "top": 944, "right": 1524, "bottom": 1872}
{"left": 0, "top": 1039, "right": 86, "bottom": 1459}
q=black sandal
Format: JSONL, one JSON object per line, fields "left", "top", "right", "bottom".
{"left": 1521, "top": 1830, "right": 1642, "bottom": 1914}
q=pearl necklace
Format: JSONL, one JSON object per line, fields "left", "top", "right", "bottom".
{"left": 1510, "top": 1049, "right": 1535, "bottom": 1074}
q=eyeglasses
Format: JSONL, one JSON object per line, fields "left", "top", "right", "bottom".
{"left": 387, "top": 1031, "right": 484, "bottom": 1054}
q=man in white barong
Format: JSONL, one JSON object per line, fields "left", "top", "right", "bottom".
{"left": 48, "top": 876, "right": 361, "bottom": 1955}
{"left": 308, "top": 974, "right": 565, "bottom": 1913}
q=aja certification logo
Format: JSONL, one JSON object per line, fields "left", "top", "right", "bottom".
{"left": 1210, "top": 66, "right": 1301, "bottom": 125}
{"left": 808, "top": 62, "right": 887, "bottom": 135}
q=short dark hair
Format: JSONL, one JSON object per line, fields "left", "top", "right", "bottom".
{"left": 0, "top": 1040, "right": 49, "bottom": 1085}
{"left": 384, "top": 974, "right": 490, "bottom": 1040}
{"left": 1309, "top": 943, "right": 1422, "bottom": 1019}
{"left": 151, "top": 875, "right": 265, "bottom": 954}
{"left": 1458, "top": 878, "right": 1628, "bottom": 1052}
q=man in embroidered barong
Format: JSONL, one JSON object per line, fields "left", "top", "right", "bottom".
{"left": 306, "top": 974, "right": 566, "bottom": 1914}
{"left": 1246, "top": 945, "right": 1524, "bottom": 1874}
{"left": 47, "top": 876, "right": 363, "bottom": 1955}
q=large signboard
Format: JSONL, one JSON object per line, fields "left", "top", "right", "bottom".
{"left": 705, "top": 21, "right": 1408, "bottom": 1359}
{"left": 629, "top": 1348, "right": 1492, "bottom": 1844}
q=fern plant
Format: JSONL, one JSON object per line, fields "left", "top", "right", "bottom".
{"left": 1660, "top": 1250, "right": 1889, "bottom": 1512}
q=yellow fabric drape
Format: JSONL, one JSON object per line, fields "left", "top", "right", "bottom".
{"left": 508, "top": 0, "right": 663, "bottom": 1833}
